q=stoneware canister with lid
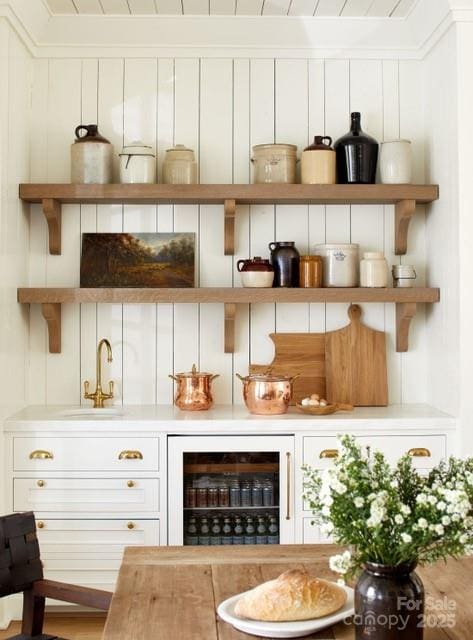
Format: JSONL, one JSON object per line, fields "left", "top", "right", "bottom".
{"left": 315, "top": 243, "right": 359, "bottom": 287}
{"left": 71, "top": 124, "right": 113, "bottom": 184}
{"left": 119, "top": 141, "right": 156, "bottom": 184}
{"left": 237, "top": 257, "right": 274, "bottom": 288}
{"left": 380, "top": 139, "right": 413, "bottom": 184}
{"left": 163, "top": 144, "right": 197, "bottom": 184}
{"left": 392, "top": 264, "right": 417, "bottom": 288}
{"left": 360, "top": 251, "right": 388, "bottom": 287}
{"left": 301, "top": 136, "right": 336, "bottom": 184}
{"left": 251, "top": 143, "right": 297, "bottom": 184}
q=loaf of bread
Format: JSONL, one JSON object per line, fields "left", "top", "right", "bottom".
{"left": 234, "top": 569, "right": 346, "bottom": 622}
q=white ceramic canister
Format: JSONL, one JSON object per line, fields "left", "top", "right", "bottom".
{"left": 315, "top": 243, "right": 359, "bottom": 287}
{"left": 301, "top": 136, "right": 336, "bottom": 184}
{"left": 392, "top": 264, "right": 417, "bottom": 288}
{"left": 379, "top": 139, "right": 413, "bottom": 184}
{"left": 360, "top": 252, "right": 388, "bottom": 287}
{"left": 119, "top": 141, "right": 156, "bottom": 184}
{"left": 251, "top": 143, "right": 297, "bottom": 184}
{"left": 163, "top": 144, "right": 197, "bottom": 184}
{"left": 71, "top": 124, "right": 113, "bottom": 184}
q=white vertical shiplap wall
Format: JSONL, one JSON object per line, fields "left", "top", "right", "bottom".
{"left": 27, "top": 56, "right": 427, "bottom": 406}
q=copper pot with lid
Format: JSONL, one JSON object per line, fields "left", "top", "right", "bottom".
{"left": 169, "top": 364, "right": 219, "bottom": 411}
{"left": 236, "top": 372, "right": 299, "bottom": 415}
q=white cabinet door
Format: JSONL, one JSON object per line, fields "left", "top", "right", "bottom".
{"left": 168, "top": 435, "right": 295, "bottom": 545}
{"left": 14, "top": 478, "right": 160, "bottom": 514}
{"left": 14, "top": 437, "right": 160, "bottom": 473}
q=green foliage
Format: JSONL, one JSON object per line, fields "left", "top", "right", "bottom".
{"left": 303, "top": 435, "right": 473, "bottom": 580}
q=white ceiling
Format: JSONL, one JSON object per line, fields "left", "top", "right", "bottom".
{"left": 45, "top": 0, "right": 418, "bottom": 17}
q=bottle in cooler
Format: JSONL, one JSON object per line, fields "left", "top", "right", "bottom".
{"left": 244, "top": 516, "right": 256, "bottom": 545}
{"left": 210, "top": 517, "right": 222, "bottom": 545}
{"left": 185, "top": 517, "right": 199, "bottom": 546}
{"left": 256, "top": 516, "right": 268, "bottom": 544}
{"left": 222, "top": 517, "right": 233, "bottom": 545}
{"left": 232, "top": 517, "right": 244, "bottom": 545}
{"left": 198, "top": 517, "right": 210, "bottom": 545}
{"left": 267, "top": 516, "right": 279, "bottom": 544}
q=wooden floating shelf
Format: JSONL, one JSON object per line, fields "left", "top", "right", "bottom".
{"left": 19, "top": 183, "right": 439, "bottom": 257}
{"left": 18, "top": 287, "right": 440, "bottom": 355}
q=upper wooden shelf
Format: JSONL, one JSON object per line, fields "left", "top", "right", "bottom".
{"left": 19, "top": 183, "right": 439, "bottom": 256}
{"left": 18, "top": 286, "right": 440, "bottom": 355}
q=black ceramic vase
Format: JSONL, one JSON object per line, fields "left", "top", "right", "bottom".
{"left": 335, "top": 112, "right": 379, "bottom": 184}
{"left": 268, "top": 241, "right": 300, "bottom": 287}
{"left": 354, "top": 562, "right": 424, "bottom": 640}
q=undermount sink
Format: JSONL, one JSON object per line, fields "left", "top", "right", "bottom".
{"left": 58, "top": 407, "right": 124, "bottom": 418}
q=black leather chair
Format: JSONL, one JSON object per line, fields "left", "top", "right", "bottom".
{"left": 0, "top": 512, "right": 112, "bottom": 639}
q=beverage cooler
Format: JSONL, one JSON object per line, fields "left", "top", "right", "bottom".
{"left": 168, "top": 436, "right": 295, "bottom": 546}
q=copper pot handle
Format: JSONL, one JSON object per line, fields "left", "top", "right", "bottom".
{"left": 210, "top": 374, "right": 220, "bottom": 382}
{"left": 236, "top": 373, "right": 246, "bottom": 382}
{"left": 168, "top": 375, "right": 179, "bottom": 382}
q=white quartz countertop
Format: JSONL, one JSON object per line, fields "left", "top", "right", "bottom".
{"left": 3, "top": 404, "right": 456, "bottom": 433}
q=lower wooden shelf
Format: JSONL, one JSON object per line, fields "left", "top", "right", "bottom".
{"left": 17, "top": 286, "right": 440, "bottom": 354}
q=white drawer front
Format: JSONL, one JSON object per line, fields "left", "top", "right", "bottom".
{"left": 36, "top": 518, "right": 160, "bottom": 557}
{"left": 14, "top": 437, "right": 159, "bottom": 472}
{"left": 303, "top": 435, "right": 446, "bottom": 470}
{"left": 14, "top": 478, "right": 159, "bottom": 513}
{"left": 302, "top": 518, "right": 331, "bottom": 544}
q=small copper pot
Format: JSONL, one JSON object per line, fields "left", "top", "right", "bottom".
{"left": 236, "top": 373, "right": 297, "bottom": 415}
{"left": 169, "top": 364, "right": 219, "bottom": 411}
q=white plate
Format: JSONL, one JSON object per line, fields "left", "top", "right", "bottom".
{"left": 217, "top": 584, "right": 354, "bottom": 638}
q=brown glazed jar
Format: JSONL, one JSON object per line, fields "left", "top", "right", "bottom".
{"left": 299, "top": 255, "right": 323, "bottom": 287}
{"left": 237, "top": 257, "right": 274, "bottom": 288}
{"left": 354, "top": 562, "right": 424, "bottom": 640}
{"left": 269, "top": 242, "right": 300, "bottom": 287}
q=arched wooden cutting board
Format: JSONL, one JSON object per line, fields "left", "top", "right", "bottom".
{"left": 249, "top": 304, "right": 388, "bottom": 406}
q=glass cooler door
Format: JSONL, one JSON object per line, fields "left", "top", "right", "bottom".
{"left": 167, "top": 435, "right": 295, "bottom": 546}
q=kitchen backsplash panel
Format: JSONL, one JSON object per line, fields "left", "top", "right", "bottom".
{"left": 27, "top": 57, "right": 427, "bottom": 406}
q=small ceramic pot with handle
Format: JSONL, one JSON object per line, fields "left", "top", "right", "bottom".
{"left": 301, "top": 136, "right": 336, "bottom": 184}
{"left": 71, "top": 124, "right": 113, "bottom": 184}
{"left": 237, "top": 257, "right": 274, "bottom": 288}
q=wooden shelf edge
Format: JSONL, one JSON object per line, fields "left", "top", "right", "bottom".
{"left": 19, "top": 183, "right": 439, "bottom": 205}
{"left": 17, "top": 287, "right": 440, "bottom": 305}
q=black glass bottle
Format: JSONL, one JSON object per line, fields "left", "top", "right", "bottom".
{"left": 335, "top": 112, "right": 379, "bottom": 184}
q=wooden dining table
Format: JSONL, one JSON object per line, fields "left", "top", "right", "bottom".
{"left": 102, "top": 545, "right": 473, "bottom": 640}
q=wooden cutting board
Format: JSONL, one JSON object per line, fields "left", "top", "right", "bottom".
{"left": 249, "top": 333, "right": 326, "bottom": 405}
{"left": 325, "top": 304, "right": 388, "bottom": 406}
{"left": 249, "top": 304, "right": 388, "bottom": 407}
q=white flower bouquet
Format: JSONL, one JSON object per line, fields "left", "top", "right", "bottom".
{"left": 303, "top": 435, "right": 473, "bottom": 580}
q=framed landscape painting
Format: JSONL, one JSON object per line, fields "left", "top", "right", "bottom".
{"left": 80, "top": 233, "right": 195, "bottom": 288}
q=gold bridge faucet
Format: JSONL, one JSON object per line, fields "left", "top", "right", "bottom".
{"left": 84, "top": 338, "right": 114, "bottom": 408}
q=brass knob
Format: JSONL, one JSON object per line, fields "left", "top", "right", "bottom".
{"left": 127, "top": 480, "right": 135, "bottom": 488}
{"left": 119, "top": 450, "right": 143, "bottom": 460}
{"left": 37, "top": 480, "right": 45, "bottom": 487}
{"left": 30, "top": 450, "right": 54, "bottom": 460}
{"left": 319, "top": 449, "right": 339, "bottom": 459}
{"left": 127, "top": 522, "right": 135, "bottom": 530}
{"left": 37, "top": 521, "right": 45, "bottom": 529}
{"left": 408, "top": 447, "right": 431, "bottom": 458}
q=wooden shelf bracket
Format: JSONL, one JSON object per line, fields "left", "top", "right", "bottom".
{"left": 41, "top": 303, "right": 62, "bottom": 353}
{"left": 224, "top": 303, "right": 237, "bottom": 353}
{"left": 396, "top": 302, "right": 417, "bottom": 352}
{"left": 42, "top": 198, "right": 62, "bottom": 255}
{"left": 395, "top": 199, "right": 416, "bottom": 255}
{"left": 224, "top": 199, "right": 236, "bottom": 256}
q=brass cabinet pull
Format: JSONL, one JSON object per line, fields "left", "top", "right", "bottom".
{"left": 286, "top": 452, "right": 291, "bottom": 521}
{"left": 127, "top": 480, "right": 135, "bottom": 488}
{"left": 37, "top": 480, "right": 45, "bottom": 487}
{"left": 408, "top": 447, "right": 431, "bottom": 458}
{"left": 127, "top": 522, "right": 135, "bottom": 530}
{"left": 319, "top": 449, "right": 339, "bottom": 459}
{"left": 30, "top": 450, "right": 54, "bottom": 460}
{"left": 119, "top": 450, "right": 143, "bottom": 460}
{"left": 37, "top": 521, "right": 45, "bottom": 529}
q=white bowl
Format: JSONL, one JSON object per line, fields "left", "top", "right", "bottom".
{"left": 217, "top": 584, "right": 354, "bottom": 638}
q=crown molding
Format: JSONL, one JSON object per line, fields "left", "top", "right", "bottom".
{"left": 0, "top": 0, "right": 472, "bottom": 60}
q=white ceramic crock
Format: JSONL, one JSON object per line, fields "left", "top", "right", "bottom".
{"left": 380, "top": 139, "right": 413, "bottom": 184}
{"left": 163, "top": 145, "right": 197, "bottom": 184}
{"left": 251, "top": 144, "right": 297, "bottom": 184}
{"left": 119, "top": 142, "right": 156, "bottom": 184}
{"left": 360, "top": 252, "right": 388, "bottom": 288}
{"left": 392, "top": 264, "right": 417, "bottom": 288}
{"left": 315, "top": 243, "right": 359, "bottom": 287}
